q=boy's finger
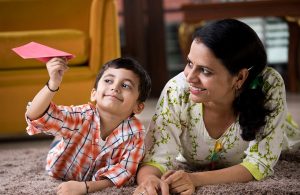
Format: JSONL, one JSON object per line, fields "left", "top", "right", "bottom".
{"left": 59, "top": 57, "right": 68, "bottom": 65}
{"left": 46, "top": 59, "right": 62, "bottom": 67}
{"left": 48, "top": 60, "right": 68, "bottom": 69}
{"left": 50, "top": 57, "right": 62, "bottom": 61}
{"left": 64, "top": 65, "right": 69, "bottom": 71}
{"left": 50, "top": 57, "right": 67, "bottom": 63}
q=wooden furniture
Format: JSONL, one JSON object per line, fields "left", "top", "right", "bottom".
{"left": 0, "top": 0, "right": 120, "bottom": 138}
{"left": 123, "top": 0, "right": 168, "bottom": 97}
{"left": 179, "top": 0, "right": 300, "bottom": 92}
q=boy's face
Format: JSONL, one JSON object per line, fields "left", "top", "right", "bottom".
{"left": 91, "top": 68, "right": 144, "bottom": 118}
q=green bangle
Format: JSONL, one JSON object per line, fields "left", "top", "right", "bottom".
{"left": 46, "top": 80, "right": 59, "bottom": 92}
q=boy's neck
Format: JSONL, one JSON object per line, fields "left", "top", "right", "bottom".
{"left": 99, "top": 111, "right": 127, "bottom": 140}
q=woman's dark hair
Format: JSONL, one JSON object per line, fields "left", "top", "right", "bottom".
{"left": 193, "top": 19, "right": 271, "bottom": 141}
{"left": 94, "top": 57, "right": 151, "bottom": 102}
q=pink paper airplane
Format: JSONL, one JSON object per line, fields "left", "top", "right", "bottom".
{"left": 12, "top": 42, "right": 75, "bottom": 62}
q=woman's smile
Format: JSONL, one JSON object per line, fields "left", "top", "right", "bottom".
{"left": 189, "top": 86, "right": 207, "bottom": 95}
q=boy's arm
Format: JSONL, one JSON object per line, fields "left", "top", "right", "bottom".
{"left": 26, "top": 57, "right": 68, "bottom": 120}
{"left": 86, "top": 179, "right": 114, "bottom": 193}
{"left": 57, "top": 179, "right": 114, "bottom": 195}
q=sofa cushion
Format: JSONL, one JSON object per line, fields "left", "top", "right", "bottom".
{"left": 0, "top": 29, "right": 89, "bottom": 70}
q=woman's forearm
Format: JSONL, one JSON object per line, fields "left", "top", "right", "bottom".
{"left": 190, "top": 164, "right": 254, "bottom": 187}
{"left": 136, "top": 165, "right": 163, "bottom": 184}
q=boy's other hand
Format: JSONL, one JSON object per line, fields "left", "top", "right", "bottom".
{"left": 46, "top": 57, "right": 69, "bottom": 89}
{"left": 57, "top": 181, "right": 86, "bottom": 195}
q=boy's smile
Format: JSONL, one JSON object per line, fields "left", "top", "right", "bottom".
{"left": 104, "top": 92, "right": 123, "bottom": 101}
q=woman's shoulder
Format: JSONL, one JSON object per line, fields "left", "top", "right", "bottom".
{"left": 158, "top": 71, "right": 194, "bottom": 109}
{"left": 261, "top": 66, "right": 285, "bottom": 94}
{"left": 165, "top": 72, "right": 189, "bottom": 91}
{"left": 262, "top": 66, "right": 284, "bottom": 84}
{"left": 162, "top": 72, "right": 191, "bottom": 100}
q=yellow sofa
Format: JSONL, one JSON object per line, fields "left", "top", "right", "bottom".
{"left": 0, "top": 0, "right": 120, "bottom": 138}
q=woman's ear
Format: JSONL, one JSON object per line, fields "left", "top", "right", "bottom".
{"left": 235, "top": 68, "right": 249, "bottom": 89}
{"left": 133, "top": 102, "right": 145, "bottom": 115}
{"left": 90, "top": 88, "right": 96, "bottom": 102}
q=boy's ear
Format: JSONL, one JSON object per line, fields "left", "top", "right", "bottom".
{"left": 133, "top": 102, "right": 144, "bottom": 115}
{"left": 90, "top": 88, "right": 96, "bottom": 102}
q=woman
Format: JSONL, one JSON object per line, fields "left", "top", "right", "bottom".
{"left": 134, "top": 19, "right": 300, "bottom": 195}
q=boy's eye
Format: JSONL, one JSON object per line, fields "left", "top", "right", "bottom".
{"left": 104, "top": 79, "right": 113, "bottom": 83}
{"left": 122, "top": 83, "right": 131, "bottom": 89}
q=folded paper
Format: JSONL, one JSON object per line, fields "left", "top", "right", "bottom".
{"left": 12, "top": 42, "right": 75, "bottom": 62}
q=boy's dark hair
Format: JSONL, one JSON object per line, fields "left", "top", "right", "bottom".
{"left": 93, "top": 57, "right": 151, "bottom": 102}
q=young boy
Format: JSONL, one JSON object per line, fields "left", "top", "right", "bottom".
{"left": 25, "top": 57, "right": 151, "bottom": 194}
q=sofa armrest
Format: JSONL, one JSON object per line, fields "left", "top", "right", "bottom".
{"left": 89, "top": 0, "right": 121, "bottom": 73}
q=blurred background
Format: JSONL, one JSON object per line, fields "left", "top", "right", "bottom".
{"left": 116, "top": 0, "right": 300, "bottom": 96}
{"left": 0, "top": 0, "right": 299, "bottom": 140}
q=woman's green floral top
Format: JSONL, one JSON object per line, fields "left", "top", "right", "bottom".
{"left": 143, "top": 67, "right": 299, "bottom": 180}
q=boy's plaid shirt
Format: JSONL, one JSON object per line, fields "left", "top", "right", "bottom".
{"left": 26, "top": 102, "right": 145, "bottom": 187}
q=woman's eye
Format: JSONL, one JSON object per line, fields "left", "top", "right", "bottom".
{"left": 201, "top": 68, "right": 211, "bottom": 75}
{"left": 187, "top": 60, "right": 192, "bottom": 68}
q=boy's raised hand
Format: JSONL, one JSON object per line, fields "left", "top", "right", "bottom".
{"left": 46, "top": 57, "right": 69, "bottom": 90}
{"left": 25, "top": 57, "right": 69, "bottom": 120}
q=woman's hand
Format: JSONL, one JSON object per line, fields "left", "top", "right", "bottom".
{"left": 134, "top": 175, "right": 169, "bottom": 195}
{"left": 161, "top": 170, "right": 195, "bottom": 195}
{"left": 57, "top": 181, "right": 86, "bottom": 195}
{"left": 46, "top": 57, "right": 69, "bottom": 90}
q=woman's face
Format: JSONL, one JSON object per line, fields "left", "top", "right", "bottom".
{"left": 184, "top": 40, "right": 238, "bottom": 105}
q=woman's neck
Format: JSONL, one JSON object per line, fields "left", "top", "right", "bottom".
{"left": 203, "top": 101, "right": 235, "bottom": 116}
{"left": 203, "top": 102, "right": 237, "bottom": 139}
